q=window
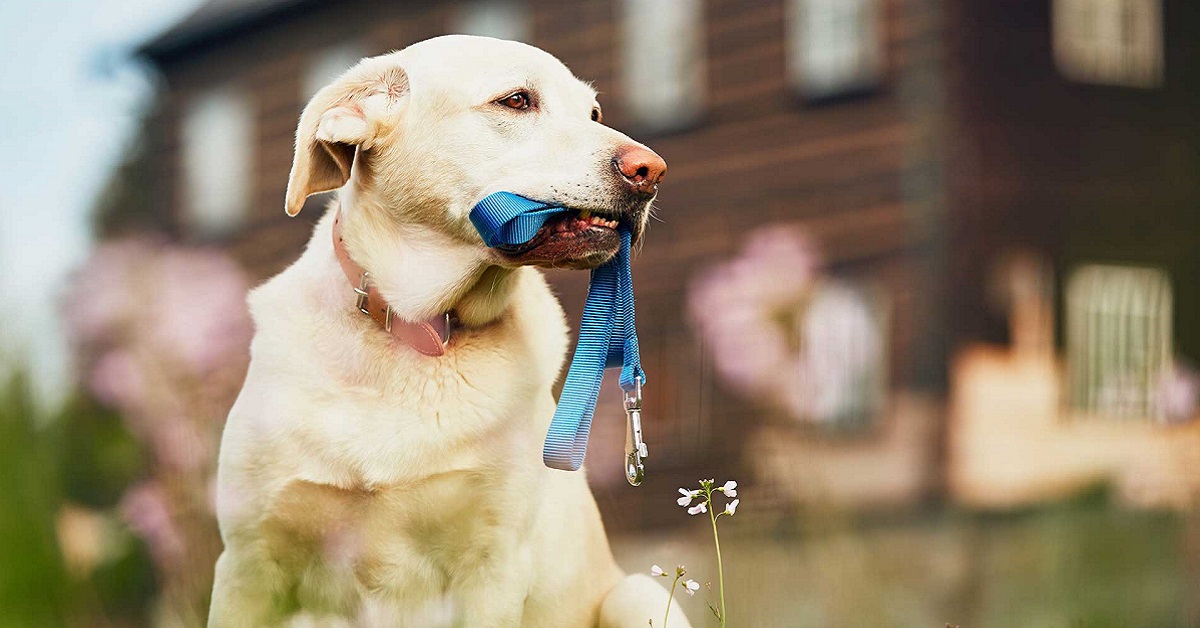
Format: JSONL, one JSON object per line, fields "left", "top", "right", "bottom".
{"left": 452, "top": 0, "right": 530, "bottom": 42}
{"left": 620, "top": 0, "right": 705, "bottom": 133}
{"left": 1053, "top": 0, "right": 1164, "bottom": 87}
{"left": 302, "top": 42, "right": 367, "bottom": 101}
{"left": 787, "top": 0, "right": 884, "bottom": 101}
{"left": 1066, "top": 264, "right": 1173, "bottom": 420}
{"left": 181, "top": 87, "right": 253, "bottom": 237}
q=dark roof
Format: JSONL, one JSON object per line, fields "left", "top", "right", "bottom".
{"left": 138, "top": 0, "right": 316, "bottom": 62}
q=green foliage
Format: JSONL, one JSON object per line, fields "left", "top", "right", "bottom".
{"left": 0, "top": 375, "right": 157, "bottom": 626}
{"left": 0, "top": 375, "right": 71, "bottom": 627}
{"left": 58, "top": 396, "right": 146, "bottom": 509}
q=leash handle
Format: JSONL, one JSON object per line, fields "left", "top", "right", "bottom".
{"left": 471, "top": 193, "right": 566, "bottom": 247}
{"left": 468, "top": 192, "right": 647, "bottom": 478}
{"left": 542, "top": 227, "right": 645, "bottom": 472}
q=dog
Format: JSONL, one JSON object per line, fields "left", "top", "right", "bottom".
{"left": 208, "top": 35, "right": 689, "bottom": 627}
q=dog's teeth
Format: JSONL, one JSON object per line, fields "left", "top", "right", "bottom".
{"left": 579, "top": 209, "right": 592, "bottom": 219}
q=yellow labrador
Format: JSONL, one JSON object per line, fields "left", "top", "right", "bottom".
{"left": 209, "top": 35, "right": 687, "bottom": 627}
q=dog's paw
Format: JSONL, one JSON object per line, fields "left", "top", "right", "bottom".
{"left": 599, "top": 573, "right": 693, "bottom": 628}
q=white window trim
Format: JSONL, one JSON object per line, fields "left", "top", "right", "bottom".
{"left": 620, "top": 0, "right": 706, "bottom": 133}
{"left": 452, "top": 0, "right": 530, "bottom": 42}
{"left": 180, "top": 86, "right": 253, "bottom": 238}
{"left": 787, "top": 0, "right": 885, "bottom": 101}
{"left": 1053, "top": 0, "right": 1165, "bottom": 88}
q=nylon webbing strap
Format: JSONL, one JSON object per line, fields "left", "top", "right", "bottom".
{"left": 469, "top": 191, "right": 645, "bottom": 471}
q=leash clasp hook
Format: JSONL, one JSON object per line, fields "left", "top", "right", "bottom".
{"left": 623, "top": 376, "right": 647, "bottom": 486}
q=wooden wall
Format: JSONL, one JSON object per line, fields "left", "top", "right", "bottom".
{"left": 944, "top": 0, "right": 1200, "bottom": 361}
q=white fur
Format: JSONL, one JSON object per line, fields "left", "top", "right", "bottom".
{"left": 209, "top": 36, "right": 687, "bottom": 627}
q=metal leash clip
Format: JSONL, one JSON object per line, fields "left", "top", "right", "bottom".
{"left": 623, "top": 375, "right": 648, "bottom": 486}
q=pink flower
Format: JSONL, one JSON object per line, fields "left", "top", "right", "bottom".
{"left": 149, "top": 249, "right": 252, "bottom": 374}
{"left": 687, "top": 226, "right": 820, "bottom": 395}
{"left": 1158, "top": 362, "right": 1199, "bottom": 423}
{"left": 66, "top": 238, "right": 252, "bottom": 625}
{"left": 87, "top": 349, "right": 145, "bottom": 414}
{"left": 120, "top": 482, "right": 184, "bottom": 570}
{"left": 687, "top": 225, "right": 884, "bottom": 425}
{"left": 61, "top": 239, "right": 155, "bottom": 349}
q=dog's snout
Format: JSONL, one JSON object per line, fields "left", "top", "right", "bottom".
{"left": 613, "top": 146, "right": 666, "bottom": 196}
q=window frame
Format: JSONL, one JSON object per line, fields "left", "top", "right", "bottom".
{"left": 1065, "top": 263, "right": 1174, "bottom": 421}
{"left": 451, "top": 0, "right": 531, "bottom": 42}
{"left": 179, "top": 85, "right": 255, "bottom": 239}
{"left": 619, "top": 0, "right": 706, "bottom": 135}
{"left": 786, "top": 0, "right": 887, "bottom": 104}
{"left": 1052, "top": 0, "right": 1165, "bottom": 88}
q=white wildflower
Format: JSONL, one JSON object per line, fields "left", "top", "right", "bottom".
{"left": 687, "top": 502, "right": 708, "bottom": 516}
{"left": 724, "top": 499, "right": 739, "bottom": 516}
{"left": 717, "top": 480, "right": 737, "bottom": 497}
{"left": 683, "top": 579, "right": 700, "bottom": 596}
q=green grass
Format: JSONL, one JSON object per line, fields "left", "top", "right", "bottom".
{"left": 613, "top": 495, "right": 1191, "bottom": 627}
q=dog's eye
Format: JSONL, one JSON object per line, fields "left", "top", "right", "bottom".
{"left": 498, "top": 91, "right": 532, "bottom": 110}
{"left": 591, "top": 107, "right": 602, "bottom": 123}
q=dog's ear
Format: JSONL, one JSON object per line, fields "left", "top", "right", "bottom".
{"left": 285, "top": 63, "right": 410, "bottom": 216}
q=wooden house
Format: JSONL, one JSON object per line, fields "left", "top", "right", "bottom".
{"left": 136, "top": 0, "right": 1200, "bottom": 526}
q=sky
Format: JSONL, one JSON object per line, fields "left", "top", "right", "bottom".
{"left": 0, "top": 0, "right": 203, "bottom": 406}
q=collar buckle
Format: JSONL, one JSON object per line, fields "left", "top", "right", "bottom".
{"left": 335, "top": 208, "right": 447, "bottom": 355}
{"left": 354, "top": 270, "right": 394, "bottom": 331}
{"left": 353, "top": 271, "right": 372, "bottom": 316}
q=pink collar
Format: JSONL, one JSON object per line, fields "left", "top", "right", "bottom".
{"left": 332, "top": 210, "right": 453, "bottom": 357}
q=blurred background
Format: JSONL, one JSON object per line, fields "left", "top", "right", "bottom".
{"left": 1, "top": 0, "right": 1198, "bottom": 625}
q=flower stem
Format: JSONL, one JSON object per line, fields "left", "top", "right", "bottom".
{"left": 707, "top": 488, "right": 727, "bottom": 627}
{"left": 663, "top": 574, "right": 681, "bottom": 628}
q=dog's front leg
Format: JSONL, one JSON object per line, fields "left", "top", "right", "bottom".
{"left": 452, "top": 549, "right": 536, "bottom": 627}
{"left": 209, "top": 548, "right": 292, "bottom": 627}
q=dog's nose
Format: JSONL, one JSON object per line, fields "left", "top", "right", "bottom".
{"left": 613, "top": 146, "right": 667, "bottom": 196}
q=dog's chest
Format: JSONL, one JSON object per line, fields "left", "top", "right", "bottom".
{"left": 262, "top": 470, "right": 530, "bottom": 610}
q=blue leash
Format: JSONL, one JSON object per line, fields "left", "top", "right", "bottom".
{"left": 470, "top": 192, "right": 647, "bottom": 482}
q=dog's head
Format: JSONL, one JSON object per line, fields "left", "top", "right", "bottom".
{"left": 286, "top": 35, "right": 665, "bottom": 271}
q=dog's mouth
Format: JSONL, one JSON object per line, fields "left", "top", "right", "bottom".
{"left": 495, "top": 209, "right": 625, "bottom": 269}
